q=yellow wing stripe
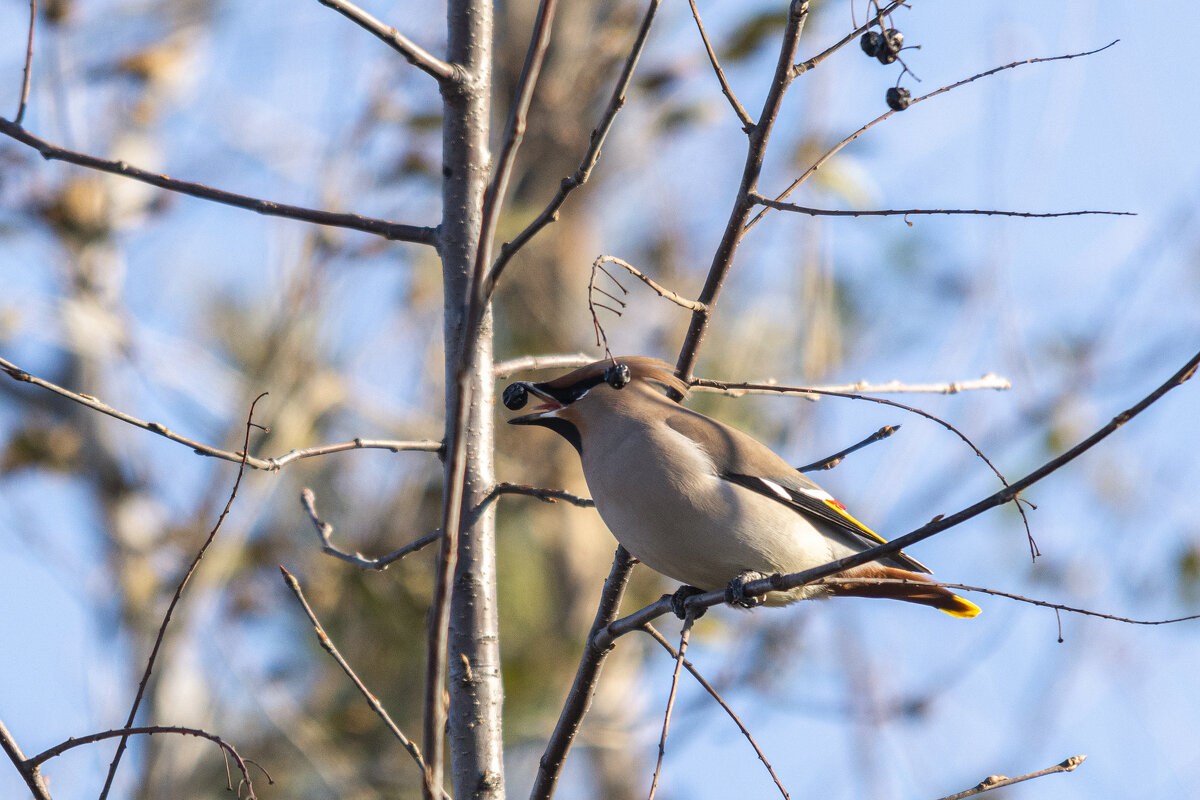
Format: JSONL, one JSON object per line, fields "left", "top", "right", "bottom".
{"left": 821, "top": 498, "right": 889, "bottom": 546}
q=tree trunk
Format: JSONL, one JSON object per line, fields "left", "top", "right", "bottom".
{"left": 442, "top": 2, "right": 505, "bottom": 798}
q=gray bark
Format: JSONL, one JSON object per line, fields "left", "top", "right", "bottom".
{"left": 441, "top": 1, "right": 506, "bottom": 798}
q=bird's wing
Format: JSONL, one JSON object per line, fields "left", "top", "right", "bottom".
{"left": 664, "top": 409, "right": 931, "bottom": 575}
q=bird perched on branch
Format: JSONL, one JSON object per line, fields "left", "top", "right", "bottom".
{"left": 503, "top": 356, "right": 979, "bottom": 618}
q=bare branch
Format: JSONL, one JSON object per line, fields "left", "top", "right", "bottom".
{"left": 0, "top": 718, "right": 52, "bottom": 800}
{"left": 265, "top": 438, "right": 444, "bottom": 468}
{"left": 795, "top": 0, "right": 907, "bottom": 75}
{"left": 474, "top": 0, "right": 559, "bottom": 298}
{"left": 686, "top": 0, "right": 754, "bottom": 129}
{"left": 752, "top": 195, "right": 1134, "bottom": 220}
{"left": 14, "top": 0, "right": 35, "bottom": 125}
{"left": 673, "top": 0, "right": 811, "bottom": 385}
{"left": 797, "top": 424, "right": 899, "bottom": 472}
{"left": 531, "top": 546, "right": 636, "bottom": 800}
{"left": 935, "top": 755, "right": 1086, "bottom": 800}
{"left": 279, "top": 567, "right": 443, "bottom": 792}
{"left": 596, "top": 349, "right": 1200, "bottom": 640}
{"left": 0, "top": 119, "right": 437, "bottom": 245}
{"left": 641, "top": 625, "right": 790, "bottom": 799}
{"left": 647, "top": 614, "right": 694, "bottom": 800}
{"left": 301, "top": 488, "right": 442, "bottom": 570}
{"left": 487, "top": 0, "right": 663, "bottom": 288}
{"left": 691, "top": 373, "right": 1013, "bottom": 398}
{"left": 749, "top": 41, "right": 1121, "bottom": 232}
{"left": 491, "top": 482, "right": 594, "bottom": 508}
{"left": 316, "top": 0, "right": 459, "bottom": 83}
{"left": 593, "top": 255, "right": 706, "bottom": 312}
{"left": 28, "top": 725, "right": 260, "bottom": 798}
{"left": 98, "top": 394, "right": 265, "bottom": 800}
{"left": 818, "top": 578, "right": 1200, "bottom": 628}
{"left": 493, "top": 353, "right": 593, "bottom": 378}
{"left": 1, "top": 354, "right": 441, "bottom": 469}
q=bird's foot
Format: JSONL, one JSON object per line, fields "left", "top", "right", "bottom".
{"left": 725, "top": 571, "right": 768, "bottom": 609}
{"left": 670, "top": 585, "right": 708, "bottom": 620}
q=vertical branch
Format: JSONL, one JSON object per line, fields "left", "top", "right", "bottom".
{"left": 673, "top": 0, "right": 811, "bottom": 383}
{"left": 431, "top": 1, "right": 558, "bottom": 795}
{"left": 15, "top": 0, "right": 36, "bottom": 125}
{"left": 647, "top": 615, "right": 694, "bottom": 800}
{"left": 535, "top": 6, "right": 814, "bottom": 797}
{"left": 478, "top": 0, "right": 559, "bottom": 299}
{"left": 427, "top": 3, "right": 501, "bottom": 800}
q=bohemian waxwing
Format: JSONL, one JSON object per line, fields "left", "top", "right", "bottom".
{"left": 503, "top": 356, "right": 980, "bottom": 618}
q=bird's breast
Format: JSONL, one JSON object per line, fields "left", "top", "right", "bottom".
{"left": 580, "top": 421, "right": 836, "bottom": 592}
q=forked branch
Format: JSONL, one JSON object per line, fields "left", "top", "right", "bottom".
{"left": 317, "top": 0, "right": 458, "bottom": 82}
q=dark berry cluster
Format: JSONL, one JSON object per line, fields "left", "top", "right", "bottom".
{"left": 860, "top": 28, "right": 903, "bottom": 64}
{"left": 860, "top": 26, "right": 913, "bottom": 111}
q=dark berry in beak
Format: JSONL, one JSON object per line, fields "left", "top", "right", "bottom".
{"left": 502, "top": 382, "right": 529, "bottom": 410}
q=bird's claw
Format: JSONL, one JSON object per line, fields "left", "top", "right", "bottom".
{"left": 670, "top": 585, "right": 707, "bottom": 620}
{"left": 725, "top": 571, "right": 767, "bottom": 609}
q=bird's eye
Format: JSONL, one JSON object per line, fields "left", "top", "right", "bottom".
{"left": 502, "top": 383, "right": 529, "bottom": 410}
{"left": 604, "top": 363, "right": 631, "bottom": 390}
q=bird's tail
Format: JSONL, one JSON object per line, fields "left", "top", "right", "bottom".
{"left": 827, "top": 565, "right": 981, "bottom": 618}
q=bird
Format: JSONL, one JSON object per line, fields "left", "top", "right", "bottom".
{"left": 502, "top": 356, "right": 979, "bottom": 618}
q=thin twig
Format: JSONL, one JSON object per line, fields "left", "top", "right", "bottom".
{"left": 753, "top": 195, "right": 1133, "bottom": 220}
{"left": 316, "top": 0, "right": 459, "bottom": 83}
{"left": 15, "top": 0, "right": 35, "bottom": 125}
{"left": 587, "top": 255, "right": 706, "bottom": 359}
{"left": 795, "top": 0, "right": 907, "bottom": 76}
{"left": 686, "top": 0, "right": 754, "bottom": 129}
{"left": 816, "top": 577, "right": 1200, "bottom": 627}
{"left": 647, "top": 614, "right": 693, "bottom": 800}
{"left": 487, "top": 0, "right": 663, "bottom": 290}
{"left": 0, "top": 118, "right": 437, "bottom": 244}
{"left": 29, "top": 725, "right": 261, "bottom": 798}
{"left": 797, "top": 424, "right": 899, "bottom": 472}
{"left": 300, "top": 487, "right": 442, "bottom": 569}
{"left": 641, "top": 625, "right": 790, "bottom": 799}
{"left": 493, "top": 353, "right": 592, "bottom": 378}
{"left": 279, "top": 567, "right": 445, "bottom": 794}
{"left": 266, "top": 438, "right": 444, "bottom": 468}
{"left": 531, "top": 547, "right": 636, "bottom": 800}
{"left": 595, "top": 349, "right": 1200, "bottom": 641}
{"left": 749, "top": 41, "right": 1121, "bottom": 232}
{"left": 690, "top": 373, "right": 1012, "bottom": 397}
{"left": 0, "top": 718, "right": 52, "bottom": 800}
{"left": 474, "top": 0, "right": 559, "bottom": 298}
{"left": 491, "top": 482, "right": 594, "bottom": 508}
{"left": 594, "top": 256, "right": 706, "bottom": 312}
{"left": 99, "top": 394, "right": 265, "bottom": 800}
{"left": 934, "top": 755, "right": 1086, "bottom": 800}
{"left": 1, "top": 354, "right": 442, "bottom": 469}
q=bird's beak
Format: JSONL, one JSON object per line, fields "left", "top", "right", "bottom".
{"left": 503, "top": 381, "right": 566, "bottom": 424}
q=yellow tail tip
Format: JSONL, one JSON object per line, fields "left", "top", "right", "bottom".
{"left": 941, "top": 596, "right": 982, "bottom": 619}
